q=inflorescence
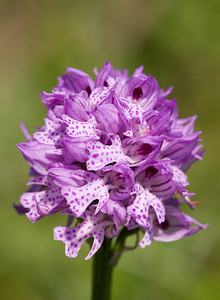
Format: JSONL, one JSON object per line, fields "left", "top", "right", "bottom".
{"left": 16, "top": 62, "right": 208, "bottom": 260}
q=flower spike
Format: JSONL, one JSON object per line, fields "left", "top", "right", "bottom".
{"left": 16, "top": 62, "right": 208, "bottom": 259}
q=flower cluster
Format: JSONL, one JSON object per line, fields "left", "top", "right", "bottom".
{"left": 16, "top": 62, "right": 208, "bottom": 260}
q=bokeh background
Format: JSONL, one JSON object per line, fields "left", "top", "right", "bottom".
{"left": 0, "top": 0, "right": 219, "bottom": 299}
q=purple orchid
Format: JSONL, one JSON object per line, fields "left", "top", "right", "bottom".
{"left": 16, "top": 62, "right": 208, "bottom": 260}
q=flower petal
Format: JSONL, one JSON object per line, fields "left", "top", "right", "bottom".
{"left": 63, "top": 114, "right": 101, "bottom": 139}
{"left": 128, "top": 183, "right": 165, "bottom": 228}
{"left": 153, "top": 203, "right": 208, "bottom": 242}
{"left": 94, "top": 103, "right": 122, "bottom": 134}
{"left": 101, "top": 199, "right": 127, "bottom": 238}
{"left": 58, "top": 67, "right": 94, "bottom": 93}
{"left": 89, "top": 87, "right": 113, "bottom": 109}
{"left": 54, "top": 210, "right": 113, "bottom": 259}
{"left": 50, "top": 169, "right": 109, "bottom": 217}
{"left": 33, "top": 118, "right": 66, "bottom": 146}
{"left": 62, "top": 136, "right": 90, "bottom": 163}
{"left": 139, "top": 229, "right": 152, "bottom": 247}
{"left": 87, "top": 134, "right": 128, "bottom": 171}
{"left": 20, "top": 183, "right": 65, "bottom": 223}
{"left": 94, "top": 61, "right": 115, "bottom": 88}
{"left": 16, "top": 141, "right": 63, "bottom": 175}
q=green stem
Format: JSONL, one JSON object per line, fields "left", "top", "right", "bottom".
{"left": 91, "top": 238, "right": 113, "bottom": 300}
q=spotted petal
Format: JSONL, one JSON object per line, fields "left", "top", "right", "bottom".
{"left": 139, "top": 229, "right": 153, "bottom": 248}
{"left": 128, "top": 183, "right": 165, "bottom": 228}
{"left": 20, "top": 180, "right": 65, "bottom": 223}
{"left": 89, "top": 87, "right": 113, "bottom": 109}
{"left": 34, "top": 118, "right": 66, "bottom": 146}
{"left": 54, "top": 210, "right": 113, "bottom": 260}
{"left": 63, "top": 114, "right": 101, "bottom": 139}
{"left": 87, "top": 134, "right": 128, "bottom": 171}
{"left": 50, "top": 169, "right": 109, "bottom": 217}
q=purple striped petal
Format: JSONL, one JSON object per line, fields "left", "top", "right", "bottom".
{"left": 150, "top": 172, "right": 176, "bottom": 200}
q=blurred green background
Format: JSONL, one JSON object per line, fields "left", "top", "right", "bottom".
{"left": 0, "top": 0, "right": 219, "bottom": 299}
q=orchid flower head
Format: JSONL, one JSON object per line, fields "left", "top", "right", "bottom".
{"left": 16, "top": 62, "right": 208, "bottom": 259}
